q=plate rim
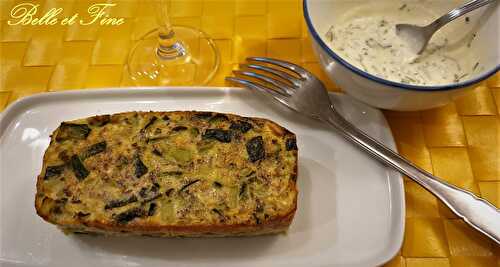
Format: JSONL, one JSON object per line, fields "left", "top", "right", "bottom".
{"left": 0, "top": 86, "right": 405, "bottom": 266}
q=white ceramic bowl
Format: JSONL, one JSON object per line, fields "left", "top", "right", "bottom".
{"left": 304, "top": 0, "right": 499, "bottom": 111}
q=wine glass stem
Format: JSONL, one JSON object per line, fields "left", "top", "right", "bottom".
{"left": 155, "top": 0, "right": 186, "bottom": 60}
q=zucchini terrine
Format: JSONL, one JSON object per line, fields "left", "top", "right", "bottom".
{"left": 35, "top": 111, "right": 298, "bottom": 237}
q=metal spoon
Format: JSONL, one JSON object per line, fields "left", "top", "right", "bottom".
{"left": 396, "top": 0, "right": 497, "bottom": 54}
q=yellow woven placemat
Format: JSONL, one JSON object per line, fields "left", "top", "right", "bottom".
{"left": 0, "top": 0, "right": 498, "bottom": 266}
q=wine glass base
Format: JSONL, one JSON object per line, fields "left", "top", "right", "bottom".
{"left": 128, "top": 26, "right": 220, "bottom": 86}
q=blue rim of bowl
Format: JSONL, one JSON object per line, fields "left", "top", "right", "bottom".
{"left": 303, "top": 0, "right": 500, "bottom": 92}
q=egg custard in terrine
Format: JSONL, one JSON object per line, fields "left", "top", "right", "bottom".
{"left": 35, "top": 111, "right": 298, "bottom": 237}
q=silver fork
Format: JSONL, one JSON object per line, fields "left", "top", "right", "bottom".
{"left": 227, "top": 57, "right": 500, "bottom": 244}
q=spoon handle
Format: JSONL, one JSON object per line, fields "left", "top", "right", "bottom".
{"left": 325, "top": 109, "right": 500, "bottom": 245}
{"left": 430, "top": 0, "right": 497, "bottom": 30}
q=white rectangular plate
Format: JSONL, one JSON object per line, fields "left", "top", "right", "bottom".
{"left": 0, "top": 87, "right": 404, "bottom": 267}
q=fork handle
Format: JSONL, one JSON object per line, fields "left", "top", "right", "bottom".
{"left": 429, "top": 0, "right": 497, "bottom": 30}
{"left": 325, "top": 110, "right": 500, "bottom": 244}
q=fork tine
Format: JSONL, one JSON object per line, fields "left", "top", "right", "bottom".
{"left": 241, "top": 63, "right": 301, "bottom": 87}
{"left": 225, "top": 77, "right": 291, "bottom": 105}
{"left": 233, "top": 70, "right": 293, "bottom": 96}
{"left": 247, "top": 57, "right": 309, "bottom": 78}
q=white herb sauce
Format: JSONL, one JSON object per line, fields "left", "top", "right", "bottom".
{"left": 325, "top": 6, "right": 480, "bottom": 86}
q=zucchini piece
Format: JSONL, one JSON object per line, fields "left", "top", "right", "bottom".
{"left": 192, "top": 112, "right": 212, "bottom": 120}
{"left": 240, "top": 168, "right": 255, "bottom": 177}
{"left": 134, "top": 154, "right": 148, "bottom": 178}
{"left": 198, "top": 141, "right": 215, "bottom": 152}
{"left": 230, "top": 120, "right": 253, "bottom": 133}
{"left": 246, "top": 136, "right": 265, "bottom": 162}
{"left": 209, "top": 114, "right": 229, "bottom": 123}
{"left": 202, "top": 129, "right": 232, "bottom": 143}
{"left": 147, "top": 203, "right": 157, "bottom": 216}
{"left": 212, "top": 208, "right": 225, "bottom": 220}
{"left": 239, "top": 182, "right": 247, "bottom": 197}
{"left": 179, "top": 179, "right": 200, "bottom": 192}
{"left": 152, "top": 147, "right": 163, "bottom": 156}
{"left": 57, "top": 150, "right": 70, "bottom": 163}
{"left": 172, "top": 126, "right": 188, "bottom": 132}
{"left": 286, "top": 138, "right": 298, "bottom": 151}
{"left": 165, "top": 188, "right": 174, "bottom": 197}
{"left": 70, "top": 155, "right": 89, "bottom": 180}
{"left": 146, "top": 136, "right": 169, "bottom": 143}
{"left": 139, "top": 183, "right": 161, "bottom": 202}
{"left": 142, "top": 116, "right": 158, "bottom": 131}
{"left": 75, "top": 212, "right": 90, "bottom": 218}
{"left": 169, "top": 148, "right": 193, "bottom": 164}
{"left": 56, "top": 123, "right": 91, "bottom": 142}
{"left": 105, "top": 195, "right": 138, "bottom": 210}
{"left": 190, "top": 127, "right": 200, "bottom": 137}
{"left": 115, "top": 207, "right": 145, "bottom": 224}
{"left": 81, "top": 141, "right": 107, "bottom": 159}
{"left": 44, "top": 165, "right": 65, "bottom": 180}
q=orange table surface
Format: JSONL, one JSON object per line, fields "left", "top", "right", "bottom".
{"left": 0, "top": 0, "right": 499, "bottom": 266}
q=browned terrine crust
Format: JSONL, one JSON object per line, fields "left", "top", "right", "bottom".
{"left": 35, "top": 111, "right": 298, "bottom": 237}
